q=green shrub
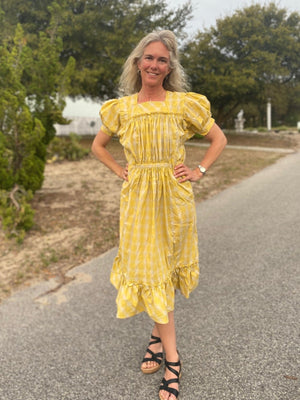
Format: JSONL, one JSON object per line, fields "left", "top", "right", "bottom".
{"left": 257, "top": 127, "right": 268, "bottom": 132}
{"left": 0, "top": 185, "right": 34, "bottom": 243}
{"left": 47, "top": 133, "right": 89, "bottom": 162}
{"left": 273, "top": 125, "right": 295, "bottom": 131}
{"left": 0, "top": 132, "right": 14, "bottom": 190}
{"left": 192, "top": 133, "right": 205, "bottom": 140}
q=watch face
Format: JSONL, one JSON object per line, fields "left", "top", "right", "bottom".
{"left": 200, "top": 166, "right": 206, "bottom": 173}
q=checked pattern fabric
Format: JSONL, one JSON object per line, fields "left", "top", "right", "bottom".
{"left": 100, "top": 91, "right": 214, "bottom": 324}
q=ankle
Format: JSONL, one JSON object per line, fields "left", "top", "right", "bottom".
{"left": 165, "top": 350, "right": 179, "bottom": 363}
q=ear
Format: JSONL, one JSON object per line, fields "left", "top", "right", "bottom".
{"left": 166, "top": 61, "right": 171, "bottom": 74}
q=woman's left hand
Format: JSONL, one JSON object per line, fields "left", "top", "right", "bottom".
{"left": 174, "top": 163, "right": 202, "bottom": 182}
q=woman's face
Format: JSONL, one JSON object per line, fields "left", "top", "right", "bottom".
{"left": 137, "top": 41, "right": 171, "bottom": 89}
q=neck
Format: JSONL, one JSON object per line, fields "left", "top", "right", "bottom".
{"left": 138, "top": 87, "right": 166, "bottom": 102}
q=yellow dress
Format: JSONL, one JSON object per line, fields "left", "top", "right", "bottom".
{"left": 100, "top": 91, "right": 214, "bottom": 324}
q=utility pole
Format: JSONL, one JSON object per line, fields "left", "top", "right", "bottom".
{"left": 267, "top": 98, "right": 272, "bottom": 131}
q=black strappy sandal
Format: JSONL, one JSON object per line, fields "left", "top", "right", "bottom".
{"left": 141, "top": 334, "right": 164, "bottom": 374}
{"left": 159, "top": 357, "right": 182, "bottom": 400}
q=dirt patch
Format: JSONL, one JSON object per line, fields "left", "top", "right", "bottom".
{"left": 0, "top": 132, "right": 299, "bottom": 301}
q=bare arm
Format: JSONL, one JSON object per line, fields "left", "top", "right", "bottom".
{"left": 174, "top": 123, "right": 227, "bottom": 182}
{"left": 91, "top": 130, "right": 128, "bottom": 181}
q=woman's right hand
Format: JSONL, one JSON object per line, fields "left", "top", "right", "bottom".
{"left": 119, "top": 164, "right": 129, "bottom": 181}
{"left": 92, "top": 130, "right": 129, "bottom": 181}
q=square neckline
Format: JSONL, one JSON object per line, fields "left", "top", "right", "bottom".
{"left": 135, "top": 90, "right": 170, "bottom": 104}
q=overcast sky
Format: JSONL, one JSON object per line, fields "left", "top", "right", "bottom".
{"left": 173, "top": 0, "right": 300, "bottom": 33}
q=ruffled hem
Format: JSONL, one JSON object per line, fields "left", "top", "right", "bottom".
{"left": 110, "top": 262, "right": 199, "bottom": 324}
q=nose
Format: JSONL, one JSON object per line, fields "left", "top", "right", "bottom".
{"left": 150, "top": 59, "right": 158, "bottom": 69}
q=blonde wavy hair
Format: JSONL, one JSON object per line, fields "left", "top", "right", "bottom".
{"left": 119, "top": 30, "right": 189, "bottom": 95}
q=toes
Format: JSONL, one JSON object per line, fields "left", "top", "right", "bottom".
{"left": 160, "top": 390, "right": 170, "bottom": 400}
{"left": 143, "top": 361, "right": 157, "bottom": 369}
{"left": 160, "top": 387, "right": 177, "bottom": 400}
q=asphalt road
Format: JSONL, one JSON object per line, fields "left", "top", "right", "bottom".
{"left": 0, "top": 151, "right": 299, "bottom": 400}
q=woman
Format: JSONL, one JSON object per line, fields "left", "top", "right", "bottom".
{"left": 92, "top": 30, "right": 227, "bottom": 400}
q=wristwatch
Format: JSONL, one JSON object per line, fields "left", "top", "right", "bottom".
{"left": 198, "top": 164, "right": 206, "bottom": 175}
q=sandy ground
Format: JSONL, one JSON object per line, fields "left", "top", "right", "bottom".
{"left": 0, "top": 147, "right": 123, "bottom": 300}
{"left": 0, "top": 132, "right": 299, "bottom": 301}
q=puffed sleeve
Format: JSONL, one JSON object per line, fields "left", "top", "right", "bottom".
{"left": 99, "top": 99, "right": 120, "bottom": 136}
{"left": 183, "top": 92, "right": 215, "bottom": 139}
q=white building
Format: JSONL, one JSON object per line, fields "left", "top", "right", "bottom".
{"left": 54, "top": 97, "right": 102, "bottom": 136}
{"left": 54, "top": 116, "right": 101, "bottom": 136}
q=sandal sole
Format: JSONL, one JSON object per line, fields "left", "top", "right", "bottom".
{"left": 141, "top": 364, "right": 162, "bottom": 374}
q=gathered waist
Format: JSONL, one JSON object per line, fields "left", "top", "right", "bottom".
{"left": 129, "top": 162, "right": 173, "bottom": 169}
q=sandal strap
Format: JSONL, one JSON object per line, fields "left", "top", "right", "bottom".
{"left": 142, "top": 348, "right": 163, "bottom": 364}
{"left": 159, "top": 358, "right": 181, "bottom": 398}
{"left": 142, "top": 334, "right": 163, "bottom": 364}
{"left": 159, "top": 377, "right": 179, "bottom": 398}
{"left": 149, "top": 334, "right": 161, "bottom": 345}
{"left": 165, "top": 359, "right": 181, "bottom": 377}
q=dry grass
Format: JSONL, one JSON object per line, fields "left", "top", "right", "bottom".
{"left": 0, "top": 131, "right": 299, "bottom": 302}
